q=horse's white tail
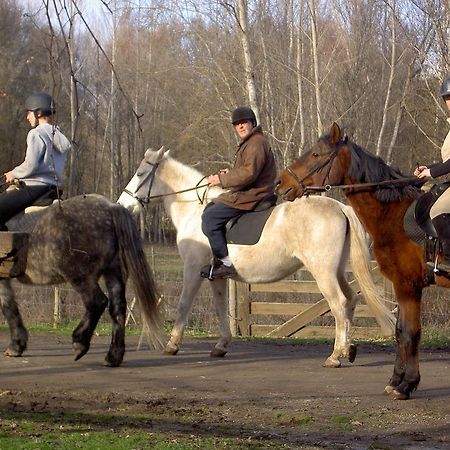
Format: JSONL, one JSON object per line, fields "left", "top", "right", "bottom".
{"left": 342, "top": 205, "right": 396, "bottom": 337}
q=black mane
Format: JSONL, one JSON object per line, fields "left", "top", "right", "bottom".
{"left": 346, "top": 141, "right": 421, "bottom": 203}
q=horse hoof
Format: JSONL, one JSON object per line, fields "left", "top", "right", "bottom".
{"left": 391, "top": 389, "right": 410, "bottom": 400}
{"left": 4, "top": 348, "right": 23, "bottom": 357}
{"left": 210, "top": 348, "right": 227, "bottom": 358}
{"left": 323, "top": 357, "right": 341, "bottom": 368}
{"left": 104, "top": 359, "right": 121, "bottom": 367}
{"left": 164, "top": 343, "right": 179, "bottom": 355}
{"left": 72, "top": 342, "right": 89, "bottom": 361}
{"left": 348, "top": 344, "right": 357, "bottom": 363}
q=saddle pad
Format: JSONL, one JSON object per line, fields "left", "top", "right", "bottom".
{"left": 226, "top": 206, "right": 275, "bottom": 245}
{"left": 403, "top": 200, "right": 426, "bottom": 245}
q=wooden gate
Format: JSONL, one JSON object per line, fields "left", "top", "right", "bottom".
{"left": 228, "top": 264, "right": 394, "bottom": 338}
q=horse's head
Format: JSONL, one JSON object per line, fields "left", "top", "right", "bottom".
{"left": 276, "top": 123, "right": 350, "bottom": 201}
{"left": 117, "top": 146, "right": 168, "bottom": 213}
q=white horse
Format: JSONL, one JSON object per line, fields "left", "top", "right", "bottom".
{"left": 118, "top": 148, "right": 395, "bottom": 367}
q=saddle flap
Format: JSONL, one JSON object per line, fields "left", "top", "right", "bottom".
{"left": 226, "top": 206, "right": 275, "bottom": 245}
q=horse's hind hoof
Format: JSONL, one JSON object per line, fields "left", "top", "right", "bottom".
{"left": 391, "top": 389, "right": 410, "bottom": 400}
{"left": 323, "top": 357, "right": 341, "bottom": 368}
{"left": 164, "top": 343, "right": 179, "bottom": 355}
{"left": 210, "top": 348, "right": 227, "bottom": 357}
{"left": 72, "top": 342, "right": 89, "bottom": 361}
{"left": 348, "top": 344, "right": 357, "bottom": 363}
{"left": 4, "top": 347, "right": 23, "bottom": 357}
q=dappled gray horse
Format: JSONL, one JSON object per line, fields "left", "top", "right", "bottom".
{"left": 118, "top": 148, "right": 395, "bottom": 368}
{"left": 1, "top": 194, "right": 161, "bottom": 366}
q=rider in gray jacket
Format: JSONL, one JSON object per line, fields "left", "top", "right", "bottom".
{"left": 0, "top": 93, "right": 71, "bottom": 230}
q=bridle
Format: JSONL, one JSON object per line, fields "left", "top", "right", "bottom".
{"left": 122, "top": 159, "right": 209, "bottom": 207}
{"left": 285, "top": 141, "right": 341, "bottom": 195}
{"left": 284, "top": 140, "right": 423, "bottom": 194}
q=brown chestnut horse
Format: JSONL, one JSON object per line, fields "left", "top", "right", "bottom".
{"left": 276, "top": 122, "right": 450, "bottom": 400}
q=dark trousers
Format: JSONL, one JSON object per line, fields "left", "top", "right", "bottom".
{"left": 201, "top": 202, "right": 243, "bottom": 259}
{"left": 0, "top": 184, "right": 54, "bottom": 230}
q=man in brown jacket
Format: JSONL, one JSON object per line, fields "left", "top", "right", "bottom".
{"left": 200, "top": 106, "right": 277, "bottom": 279}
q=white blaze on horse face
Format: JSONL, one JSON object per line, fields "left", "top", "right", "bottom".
{"left": 117, "top": 173, "right": 142, "bottom": 216}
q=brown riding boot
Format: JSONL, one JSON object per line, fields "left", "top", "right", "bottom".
{"left": 432, "top": 214, "right": 450, "bottom": 272}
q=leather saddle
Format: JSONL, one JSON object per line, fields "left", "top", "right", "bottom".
{"left": 225, "top": 197, "right": 277, "bottom": 245}
{"left": 404, "top": 183, "right": 450, "bottom": 278}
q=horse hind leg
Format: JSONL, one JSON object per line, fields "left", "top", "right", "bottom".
{"left": 337, "top": 273, "right": 358, "bottom": 363}
{"left": 0, "top": 280, "right": 28, "bottom": 356}
{"left": 103, "top": 269, "right": 127, "bottom": 367}
{"left": 312, "top": 273, "right": 354, "bottom": 368}
{"left": 209, "top": 278, "right": 232, "bottom": 357}
{"left": 71, "top": 281, "right": 108, "bottom": 362}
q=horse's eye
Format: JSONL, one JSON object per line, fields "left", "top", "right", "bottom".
{"left": 312, "top": 152, "right": 319, "bottom": 157}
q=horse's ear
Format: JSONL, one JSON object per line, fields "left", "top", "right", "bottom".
{"left": 156, "top": 146, "right": 166, "bottom": 161}
{"left": 329, "top": 123, "right": 342, "bottom": 147}
{"left": 144, "top": 148, "right": 153, "bottom": 158}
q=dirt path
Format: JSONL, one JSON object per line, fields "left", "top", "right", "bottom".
{"left": 0, "top": 331, "right": 449, "bottom": 449}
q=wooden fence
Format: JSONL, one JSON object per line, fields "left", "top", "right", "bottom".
{"left": 228, "top": 264, "right": 395, "bottom": 339}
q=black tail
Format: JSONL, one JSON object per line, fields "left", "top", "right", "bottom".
{"left": 111, "top": 203, "right": 164, "bottom": 348}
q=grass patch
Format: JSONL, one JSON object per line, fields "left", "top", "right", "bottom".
{"left": 0, "top": 411, "right": 285, "bottom": 450}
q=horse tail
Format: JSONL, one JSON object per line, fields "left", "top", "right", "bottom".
{"left": 111, "top": 203, "right": 164, "bottom": 349}
{"left": 341, "top": 205, "right": 396, "bottom": 337}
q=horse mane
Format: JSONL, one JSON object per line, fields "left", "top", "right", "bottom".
{"left": 346, "top": 140, "right": 421, "bottom": 203}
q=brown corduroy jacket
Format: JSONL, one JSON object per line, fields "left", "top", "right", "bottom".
{"left": 215, "top": 126, "right": 277, "bottom": 211}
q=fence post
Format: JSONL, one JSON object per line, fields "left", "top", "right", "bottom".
{"left": 53, "top": 287, "right": 61, "bottom": 328}
{"left": 236, "top": 282, "right": 251, "bottom": 336}
{"left": 228, "top": 280, "right": 238, "bottom": 336}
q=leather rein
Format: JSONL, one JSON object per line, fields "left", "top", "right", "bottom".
{"left": 122, "top": 160, "right": 209, "bottom": 207}
{"left": 286, "top": 142, "right": 423, "bottom": 194}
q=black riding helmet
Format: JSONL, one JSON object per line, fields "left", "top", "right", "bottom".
{"left": 231, "top": 106, "right": 257, "bottom": 127}
{"left": 439, "top": 76, "right": 450, "bottom": 97}
{"left": 25, "top": 92, "right": 55, "bottom": 116}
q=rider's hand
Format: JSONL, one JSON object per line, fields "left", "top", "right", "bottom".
{"left": 207, "top": 174, "right": 221, "bottom": 186}
{"left": 4, "top": 171, "right": 17, "bottom": 184}
{"left": 414, "top": 166, "right": 431, "bottom": 178}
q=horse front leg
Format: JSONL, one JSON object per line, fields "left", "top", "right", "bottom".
{"left": 103, "top": 269, "right": 127, "bottom": 367}
{"left": 71, "top": 281, "right": 108, "bottom": 361}
{"left": 0, "top": 279, "right": 28, "bottom": 356}
{"left": 385, "top": 288, "right": 422, "bottom": 400}
{"left": 209, "top": 278, "right": 232, "bottom": 357}
{"left": 165, "top": 266, "right": 204, "bottom": 355}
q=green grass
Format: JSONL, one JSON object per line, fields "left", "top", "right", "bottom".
{"left": 0, "top": 412, "right": 285, "bottom": 450}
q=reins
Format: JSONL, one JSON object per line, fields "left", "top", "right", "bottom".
{"left": 123, "top": 159, "right": 210, "bottom": 206}
{"left": 304, "top": 176, "right": 424, "bottom": 193}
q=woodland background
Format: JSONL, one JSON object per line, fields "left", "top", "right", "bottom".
{"left": 0, "top": 0, "right": 449, "bottom": 242}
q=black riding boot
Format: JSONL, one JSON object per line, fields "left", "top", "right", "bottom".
{"left": 432, "top": 214, "right": 450, "bottom": 272}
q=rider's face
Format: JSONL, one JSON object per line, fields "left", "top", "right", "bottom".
{"left": 26, "top": 111, "right": 38, "bottom": 128}
{"left": 234, "top": 120, "right": 253, "bottom": 140}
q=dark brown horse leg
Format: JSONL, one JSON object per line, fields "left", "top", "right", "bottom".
{"left": 386, "top": 289, "right": 422, "bottom": 400}
{"left": 103, "top": 269, "right": 126, "bottom": 367}
{"left": 0, "top": 279, "right": 28, "bottom": 356}
{"left": 71, "top": 283, "right": 108, "bottom": 361}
